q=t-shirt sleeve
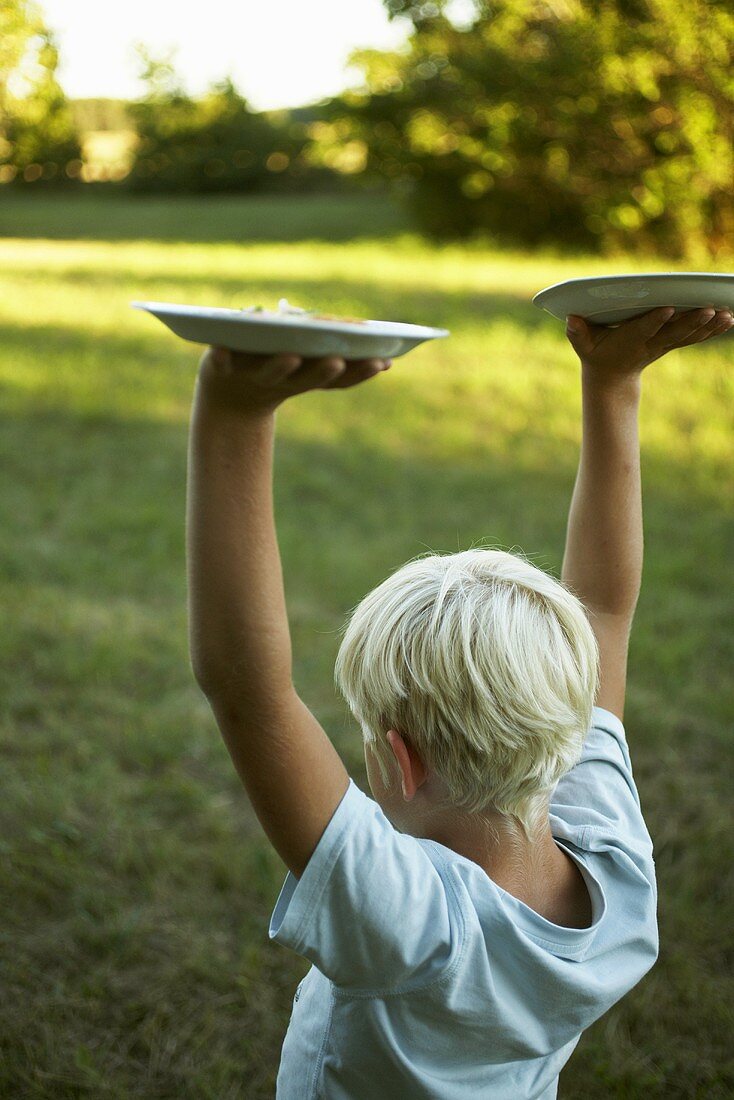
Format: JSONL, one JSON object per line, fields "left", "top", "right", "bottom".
{"left": 268, "top": 779, "right": 460, "bottom": 993}
{"left": 550, "top": 706, "right": 656, "bottom": 879}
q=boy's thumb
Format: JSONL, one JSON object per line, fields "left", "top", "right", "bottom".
{"left": 565, "top": 315, "right": 592, "bottom": 352}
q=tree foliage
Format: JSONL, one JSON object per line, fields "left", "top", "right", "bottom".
{"left": 0, "top": 0, "right": 82, "bottom": 185}
{"left": 332, "top": 0, "right": 734, "bottom": 258}
{"left": 123, "top": 45, "right": 351, "bottom": 195}
{"left": 69, "top": 98, "right": 134, "bottom": 134}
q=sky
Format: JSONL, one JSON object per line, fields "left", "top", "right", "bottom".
{"left": 40, "top": 0, "right": 417, "bottom": 110}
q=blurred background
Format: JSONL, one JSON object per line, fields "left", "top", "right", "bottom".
{"left": 3, "top": 0, "right": 733, "bottom": 256}
{"left": 1, "top": 1, "right": 732, "bottom": 1097}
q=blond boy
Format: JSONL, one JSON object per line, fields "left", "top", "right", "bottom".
{"left": 186, "top": 303, "right": 733, "bottom": 1098}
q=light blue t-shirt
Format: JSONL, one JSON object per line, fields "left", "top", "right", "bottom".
{"left": 269, "top": 706, "right": 659, "bottom": 1099}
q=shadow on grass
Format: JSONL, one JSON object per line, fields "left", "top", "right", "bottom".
{"left": 1, "top": 397, "right": 732, "bottom": 1098}
{"left": 0, "top": 190, "right": 416, "bottom": 245}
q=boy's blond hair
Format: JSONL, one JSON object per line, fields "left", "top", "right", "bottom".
{"left": 334, "top": 548, "right": 599, "bottom": 842}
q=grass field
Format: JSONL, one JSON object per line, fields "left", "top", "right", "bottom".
{"left": 1, "top": 189, "right": 732, "bottom": 1098}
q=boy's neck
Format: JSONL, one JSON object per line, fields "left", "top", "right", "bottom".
{"left": 423, "top": 812, "right": 562, "bottom": 883}
{"left": 421, "top": 812, "right": 592, "bottom": 928}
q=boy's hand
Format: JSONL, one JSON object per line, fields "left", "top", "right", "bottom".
{"left": 196, "top": 346, "right": 392, "bottom": 415}
{"left": 566, "top": 306, "right": 733, "bottom": 379}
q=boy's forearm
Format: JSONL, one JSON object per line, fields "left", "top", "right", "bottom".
{"left": 561, "top": 370, "right": 643, "bottom": 618}
{"left": 186, "top": 380, "right": 292, "bottom": 703}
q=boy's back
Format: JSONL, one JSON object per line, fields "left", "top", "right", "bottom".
{"left": 269, "top": 707, "right": 658, "bottom": 1099}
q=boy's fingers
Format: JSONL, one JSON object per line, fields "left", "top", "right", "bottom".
{"left": 627, "top": 307, "right": 676, "bottom": 339}
{"left": 214, "top": 348, "right": 303, "bottom": 378}
{"left": 322, "top": 358, "right": 388, "bottom": 388}
{"left": 669, "top": 310, "right": 731, "bottom": 346}
{"left": 286, "top": 356, "right": 347, "bottom": 393}
{"left": 687, "top": 312, "right": 722, "bottom": 339}
{"left": 653, "top": 308, "right": 719, "bottom": 347}
{"left": 283, "top": 357, "right": 389, "bottom": 392}
{"left": 205, "top": 350, "right": 392, "bottom": 396}
{"left": 254, "top": 354, "right": 304, "bottom": 382}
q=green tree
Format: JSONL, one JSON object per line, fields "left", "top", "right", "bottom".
{"left": 124, "top": 45, "right": 344, "bottom": 195}
{"left": 0, "top": 0, "right": 82, "bottom": 186}
{"left": 331, "top": 0, "right": 733, "bottom": 258}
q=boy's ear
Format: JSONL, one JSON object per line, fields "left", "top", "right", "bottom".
{"left": 387, "top": 729, "right": 428, "bottom": 800}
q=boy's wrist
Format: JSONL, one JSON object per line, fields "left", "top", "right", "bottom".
{"left": 580, "top": 363, "right": 643, "bottom": 405}
{"left": 195, "top": 363, "right": 279, "bottom": 420}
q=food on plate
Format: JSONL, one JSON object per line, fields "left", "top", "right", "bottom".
{"left": 240, "top": 298, "right": 369, "bottom": 325}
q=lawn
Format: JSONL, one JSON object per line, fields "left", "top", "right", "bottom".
{"left": 1, "top": 189, "right": 732, "bottom": 1098}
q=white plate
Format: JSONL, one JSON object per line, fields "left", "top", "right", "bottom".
{"left": 130, "top": 300, "right": 449, "bottom": 358}
{"left": 532, "top": 272, "right": 734, "bottom": 325}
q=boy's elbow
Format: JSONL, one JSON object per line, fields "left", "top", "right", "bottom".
{"left": 188, "top": 644, "right": 243, "bottom": 699}
{"left": 189, "top": 657, "right": 209, "bottom": 692}
{"left": 189, "top": 652, "right": 294, "bottom": 711}
{"left": 190, "top": 655, "right": 225, "bottom": 701}
{"left": 188, "top": 637, "right": 221, "bottom": 694}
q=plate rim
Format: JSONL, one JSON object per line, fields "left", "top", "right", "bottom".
{"left": 130, "top": 300, "right": 449, "bottom": 339}
{"left": 533, "top": 272, "right": 734, "bottom": 306}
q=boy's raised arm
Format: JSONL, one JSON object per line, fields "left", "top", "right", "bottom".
{"left": 561, "top": 306, "right": 732, "bottom": 719}
{"left": 561, "top": 355, "right": 644, "bottom": 720}
{"left": 186, "top": 346, "right": 390, "bottom": 877}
